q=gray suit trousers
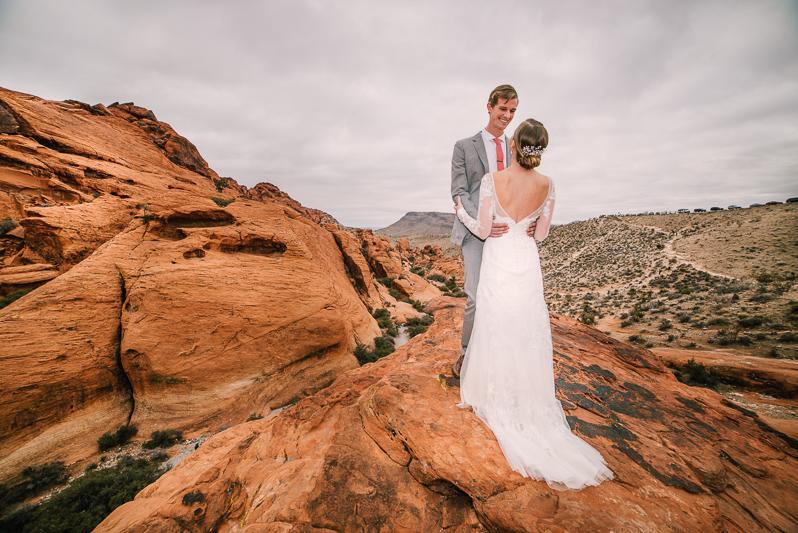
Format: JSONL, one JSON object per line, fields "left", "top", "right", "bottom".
{"left": 460, "top": 232, "right": 484, "bottom": 350}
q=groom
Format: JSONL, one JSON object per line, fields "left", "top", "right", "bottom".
{"left": 450, "top": 84, "right": 538, "bottom": 377}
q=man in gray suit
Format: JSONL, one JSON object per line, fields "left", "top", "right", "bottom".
{"left": 450, "top": 84, "right": 537, "bottom": 377}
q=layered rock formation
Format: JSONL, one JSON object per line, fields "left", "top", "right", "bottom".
{"left": 0, "top": 87, "right": 438, "bottom": 483}
{"left": 98, "top": 301, "right": 798, "bottom": 532}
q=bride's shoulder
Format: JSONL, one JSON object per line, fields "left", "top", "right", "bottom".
{"left": 537, "top": 172, "right": 554, "bottom": 189}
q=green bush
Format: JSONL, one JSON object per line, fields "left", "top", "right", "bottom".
{"left": 214, "top": 177, "right": 228, "bottom": 192}
{"left": 211, "top": 197, "right": 234, "bottom": 207}
{"left": 427, "top": 273, "right": 446, "bottom": 283}
{"left": 0, "top": 218, "right": 17, "bottom": 235}
{"left": 405, "top": 314, "right": 434, "bottom": 338}
{"left": 0, "top": 288, "right": 33, "bottom": 309}
{"left": 409, "top": 299, "right": 425, "bottom": 312}
{"left": 737, "top": 316, "right": 765, "bottom": 328}
{"left": 0, "top": 456, "right": 163, "bottom": 533}
{"left": 672, "top": 359, "right": 719, "bottom": 388}
{"left": 98, "top": 424, "right": 138, "bottom": 452}
{"left": 0, "top": 461, "right": 68, "bottom": 509}
{"left": 658, "top": 319, "right": 672, "bottom": 331}
{"left": 778, "top": 332, "right": 797, "bottom": 343}
{"left": 354, "top": 335, "right": 395, "bottom": 365}
{"left": 142, "top": 429, "right": 183, "bottom": 449}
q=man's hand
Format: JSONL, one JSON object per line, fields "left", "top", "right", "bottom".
{"left": 490, "top": 221, "right": 509, "bottom": 237}
{"left": 526, "top": 218, "right": 538, "bottom": 238}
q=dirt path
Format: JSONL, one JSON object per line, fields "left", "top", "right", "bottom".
{"left": 623, "top": 219, "right": 736, "bottom": 280}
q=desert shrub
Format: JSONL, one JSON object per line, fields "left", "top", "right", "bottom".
{"left": 672, "top": 359, "right": 719, "bottom": 388}
{"left": 756, "top": 272, "right": 776, "bottom": 283}
{"left": 620, "top": 319, "right": 633, "bottom": 328}
{"left": 388, "top": 287, "right": 406, "bottom": 301}
{"left": 410, "top": 265, "right": 425, "bottom": 276}
{"left": 749, "top": 293, "right": 773, "bottom": 303}
{"left": 409, "top": 299, "right": 425, "bottom": 312}
{"left": 0, "top": 218, "right": 17, "bottom": 235}
{"left": 354, "top": 336, "right": 395, "bottom": 365}
{"left": 444, "top": 276, "right": 458, "bottom": 292}
{"left": 0, "top": 288, "right": 33, "bottom": 309}
{"left": 372, "top": 308, "right": 398, "bottom": 336}
{"left": 211, "top": 197, "right": 234, "bottom": 207}
{"left": 142, "top": 429, "right": 183, "bottom": 449}
{"left": 98, "top": 424, "right": 138, "bottom": 452}
{"left": 676, "top": 313, "right": 691, "bottom": 323}
{"left": 214, "top": 177, "right": 228, "bottom": 192}
{"left": 738, "top": 315, "right": 765, "bottom": 328}
{"left": 579, "top": 303, "right": 597, "bottom": 325}
{"left": 778, "top": 332, "right": 797, "bottom": 343}
{"left": 376, "top": 277, "right": 393, "bottom": 288}
{"left": 247, "top": 413, "right": 263, "bottom": 421}
{"left": 372, "top": 308, "right": 392, "bottom": 328}
{"left": 628, "top": 334, "right": 645, "bottom": 345}
{"left": 658, "top": 319, "right": 672, "bottom": 331}
{"left": 405, "top": 314, "right": 434, "bottom": 338}
{"left": 0, "top": 456, "right": 163, "bottom": 533}
{"left": 0, "top": 461, "right": 68, "bottom": 509}
{"left": 427, "top": 273, "right": 446, "bottom": 283}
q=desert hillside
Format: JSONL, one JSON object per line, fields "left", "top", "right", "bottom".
{"left": 0, "top": 87, "right": 796, "bottom": 531}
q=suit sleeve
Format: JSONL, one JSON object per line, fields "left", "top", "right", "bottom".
{"left": 533, "top": 183, "right": 556, "bottom": 242}
{"left": 456, "top": 174, "right": 493, "bottom": 240}
{"left": 451, "top": 141, "right": 478, "bottom": 219}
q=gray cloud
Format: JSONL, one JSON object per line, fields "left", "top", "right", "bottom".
{"left": 1, "top": 0, "right": 796, "bottom": 227}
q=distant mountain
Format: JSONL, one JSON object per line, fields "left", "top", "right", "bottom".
{"left": 377, "top": 211, "right": 454, "bottom": 237}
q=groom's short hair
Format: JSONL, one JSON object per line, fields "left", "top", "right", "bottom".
{"left": 488, "top": 85, "right": 518, "bottom": 106}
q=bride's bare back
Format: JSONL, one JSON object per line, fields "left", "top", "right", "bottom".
{"left": 493, "top": 168, "right": 552, "bottom": 224}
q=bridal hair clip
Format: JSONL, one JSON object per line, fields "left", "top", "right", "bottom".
{"left": 521, "top": 145, "right": 546, "bottom": 157}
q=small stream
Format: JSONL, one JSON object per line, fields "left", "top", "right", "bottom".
{"left": 394, "top": 325, "right": 411, "bottom": 348}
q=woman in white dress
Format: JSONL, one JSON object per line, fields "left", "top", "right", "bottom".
{"left": 454, "top": 118, "right": 614, "bottom": 490}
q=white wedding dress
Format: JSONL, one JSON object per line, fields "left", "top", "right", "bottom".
{"left": 455, "top": 172, "right": 614, "bottom": 490}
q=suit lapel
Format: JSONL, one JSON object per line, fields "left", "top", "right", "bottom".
{"left": 472, "top": 132, "right": 489, "bottom": 173}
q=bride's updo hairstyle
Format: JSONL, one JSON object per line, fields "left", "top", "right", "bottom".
{"left": 513, "top": 118, "right": 548, "bottom": 169}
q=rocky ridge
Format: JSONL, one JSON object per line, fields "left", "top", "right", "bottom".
{"left": 0, "top": 87, "right": 438, "bottom": 484}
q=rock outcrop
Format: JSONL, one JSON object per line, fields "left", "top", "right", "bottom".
{"left": 0, "top": 87, "right": 438, "bottom": 484}
{"left": 97, "top": 302, "right": 798, "bottom": 532}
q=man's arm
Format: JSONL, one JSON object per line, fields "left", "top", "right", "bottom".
{"left": 451, "top": 141, "right": 479, "bottom": 219}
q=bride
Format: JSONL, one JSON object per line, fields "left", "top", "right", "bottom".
{"left": 454, "top": 118, "right": 614, "bottom": 490}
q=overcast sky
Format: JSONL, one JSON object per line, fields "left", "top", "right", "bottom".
{"left": 1, "top": 1, "right": 796, "bottom": 228}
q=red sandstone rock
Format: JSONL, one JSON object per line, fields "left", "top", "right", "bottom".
{"left": 0, "top": 87, "right": 441, "bottom": 486}
{"left": 97, "top": 305, "right": 798, "bottom": 532}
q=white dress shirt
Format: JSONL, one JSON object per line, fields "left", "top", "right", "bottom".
{"left": 480, "top": 129, "right": 509, "bottom": 173}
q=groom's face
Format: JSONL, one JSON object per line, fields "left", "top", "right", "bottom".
{"left": 487, "top": 97, "right": 518, "bottom": 134}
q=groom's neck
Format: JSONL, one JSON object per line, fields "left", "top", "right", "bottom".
{"left": 485, "top": 124, "right": 505, "bottom": 137}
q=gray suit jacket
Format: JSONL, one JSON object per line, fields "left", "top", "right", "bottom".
{"left": 450, "top": 131, "right": 511, "bottom": 246}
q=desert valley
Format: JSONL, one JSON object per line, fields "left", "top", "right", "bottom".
{"left": 0, "top": 88, "right": 796, "bottom": 532}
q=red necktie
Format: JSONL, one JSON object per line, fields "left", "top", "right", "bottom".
{"left": 493, "top": 137, "right": 504, "bottom": 170}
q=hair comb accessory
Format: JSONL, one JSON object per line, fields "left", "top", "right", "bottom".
{"left": 521, "top": 145, "right": 546, "bottom": 157}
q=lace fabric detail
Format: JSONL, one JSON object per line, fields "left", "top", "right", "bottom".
{"left": 455, "top": 173, "right": 556, "bottom": 242}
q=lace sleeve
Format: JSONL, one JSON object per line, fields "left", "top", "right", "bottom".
{"left": 533, "top": 181, "right": 556, "bottom": 242}
{"left": 455, "top": 173, "right": 494, "bottom": 240}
